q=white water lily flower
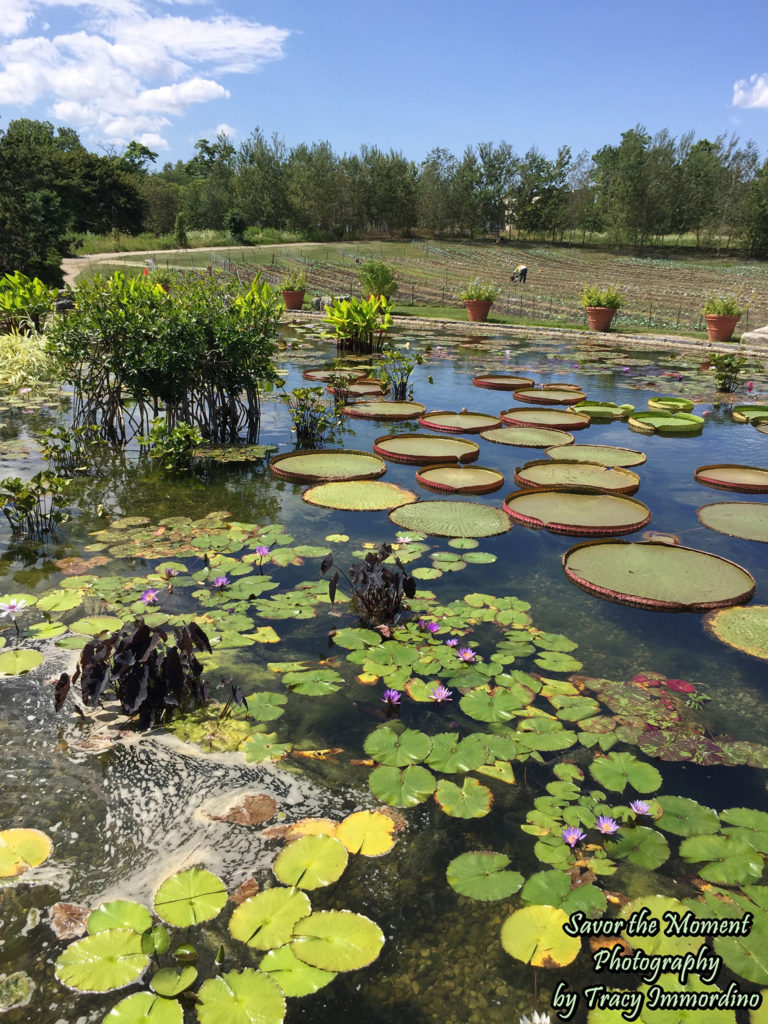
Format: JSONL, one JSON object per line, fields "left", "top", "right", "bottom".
{"left": 0, "top": 598, "right": 27, "bottom": 620}
{"left": 520, "top": 1014, "right": 551, "bottom": 1024}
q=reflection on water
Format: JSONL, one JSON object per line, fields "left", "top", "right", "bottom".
{"left": 2, "top": 324, "right": 768, "bottom": 1022}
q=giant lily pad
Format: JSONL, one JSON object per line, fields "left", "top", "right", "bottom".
{"left": 373, "top": 432, "right": 479, "bottom": 465}
{"left": 105, "top": 992, "right": 183, "bottom": 1023}
{"left": 273, "top": 835, "right": 348, "bottom": 889}
{"left": 303, "top": 368, "right": 365, "bottom": 382}
{"left": 704, "top": 605, "right": 768, "bottom": 660}
{"left": 647, "top": 396, "right": 695, "bottom": 413}
{"left": 303, "top": 480, "right": 418, "bottom": 511}
{"left": 54, "top": 929, "right": 149, "bottom": 992}
{"left": 342, "top": 400, "right": 426, "bottom": 420}
{"left": 416, "top": 464, "right": 504, "bottom": 494}
{"left": 546, "top": 443, "right": 646, "bottom": 467}
{"left": 500, "top": 407, "right": 590, "bottom": 430}
{"left": 153, "top": 868, "right": 227, "bottom": 927}
{"left": 0, "top": 828, "right": 52, "bottom": 876}
{"left": 732, "top": 404, "right": 768, "bottom": 423}
{"left": 196, "top": 969, "right": 286, "bottom": 1024}
{"left": 389, "top": 499, "right": 511, "bottom": 538}
{"left": 694, "top": 464, "right": 768, "bottom": 493}
{"left": 419, "top": 410, "right": 501, "bottom": 433}
{"left": 331, "top": 379, "right": 385, "bottom": 397}
{"left": 446, "top": 852, "right": 524, "bottom": 901}
{"left": 514, "top": 460, "right": 640, "bottom": 494}
{"left": 697, "top": 502, "right": 768, "bottom": 542}
{"left": 481, "top": 425, "right": 575, "bottom": 448}
{"left": 269, "top": 450, "right": 386, "bottom": 482}
{"left": 229, "top": 889, "right": 311, "bottom": 949}
{"left": 573, "top": 400, "right": 634, "bottom": 420}
{"left": 563, "top": 540, "right": 755, "bottom": 611}
{"left": 513, "top": 386, "right": 586, "bottom": 406}
{"left": 628, "top": 410, "right": 704, "bottom": 435}
{"left": 291, "top": 911, "right": 385, "bottom": 972}
{"left": 503, "top": 489, "right": 651, "bottom": 536}
{"left": 500, "top": 905, "right": 581, "bottom": 967}
{"left": 473, "top": 373, "right": 534, "bottom": 390}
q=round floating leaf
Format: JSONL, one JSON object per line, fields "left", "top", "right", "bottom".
{"left": 604, "top": 827, "right": 670, "bottom": 870}
{"left": 563, "top": 540, "right": 755, "bottom": 611}
{"left": 153, "top": 868, "right": 227, "bottom": 927}
{"left": 460, "top": 686, "right": 532, "bottom": 723}
{"left": 241, "top": 733, "right": 292, "bottom": 762}
{"left": 335, "top": 811, "right": 396, "bottom": 857}
{"left": 629, "top": 410, "right": 704, "bottom": 435}
{"left": 655, "top": 795, "right": 720, "bottom": 836}
{"left": 589, "top": 751, "right": 662, "bottom": 793}
{"left": 105, "top": 992, "right": 183, "bottom": 1023}
{"left": 473, "top": 373, "right": 534, "bottom": 391}
{"left": 647, "top": 395, "right": 695, "bottom": 412}
{"left": 446, "top": 852, "right": 523, "bottom": 901}
{"left": 534, "top": 651, "right": 584, "bottom": 673}
{"left": 196, "top": 969, "right": 286, "bottom": 1024}
{"left": 573, "top": 400, "right": 633, "bottom": 420}
{"left": 245, "top": 692, "right": 288, "bottom": 721}
{"left": 55, "top": 929, "right": 149, "bottom": 992}
{"left": 618, "top": 896, "right": 702, "bottom": 957}
{"left": 520, "top": 871, "right": 607, "bottom": 916}
{"left": 434, "top": 778, "right": 493, "bottom": 818}
{"left": 259, "top": 945, "right": 336, "bottom": 998}
{"left": 303, "top": 480, "right": 418, "bottom": 511}
{"left": 503, "top": 489, "right": 651, "bottom": 536}
{"left": 273, "top": 835, "right": 348, "bottom": 890}
{"left": 281, "top": 668, "right": 342, "bottom": 696}
{"left": 419, "top": 410, "right": 501, "bottom": 433}
{"left": 342, "top": 400, "right": 426, "bottom": 420}
{"left": 481, "top": 425, "right": 575, "bottom": 448}
{"left": 389, "top": 499, "right": 511, "bottom": 538}
{"left": 368, "top": 764, "right": 436, "bottom": 807}
{"left": 303, "top": 367, "right": 366, "bottom": 382}
{"left": 416, "top": 464, "right": 504, "bottom": 494}
{"left": 0, "top": 649, "right": 44, "bottom": 675}
{"left": 532, "top": 631, "right": 578, "bottom": 652}
{"left": 364, "top": 726, "right": 432, "bottom": 766}
{"left": 694, "top": 464, "right": 768, "bottom": 493}
{"left": 150, "top": 966, "right": 198, "bottom": 998}
{"left": 716, "top": 915, "right": 768, "bottom": 985}
{"left": 679, "top": 835, "right": 763, "bottom": 884}
{"left": 515, "top": 459, "right": 640, "bottom": 494}
{"left": 500, "top": 407, "right": 590, "bottom": 430}
{"left": 426, "top": 733, "right": 490, "bottom": 773}
{"left": 0, "top": 827, "right": 52, "bottom": 876}
{"left": 69, "top": 616, "right": 124, "bottom": 636}
{"left": 500, "top": 905, "right": 581, "bottom": 967}
{"left": 705, "top": 605, "right": 768, "bottom": 660}
{"left": 732, "top": 404, "right": 768, "bottom": 423}
{"left": 697, "top": 502, "right": 768, "bottom": 542}
{"left": 330, "top": 627, "right": 382, "bottom": 650}
{"left": 513, "top": 387, "right": 586, "bottom": 406}
{"left": 373, "top": 433, "right": 479, "bottom": 465}
{"left": 269, "top": 449, "right": 386, "bottom": 482}
{"left": 546, "top": 443, "right": 646, "bottom": 467}
{"left": 291, "top": 910, "right": 385, "bottom": 972}
{"left": 36, "top": 590, "right": 83, "bottom": 613}
{"left": 229, "top": 889, "right": 311, "bottom": 949}
{"left": 88, "top": 901, "right": 152, "bottom": 935}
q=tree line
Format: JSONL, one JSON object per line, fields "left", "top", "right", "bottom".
{"left": 4, "top": 118, "right": 768, "bottom": 284}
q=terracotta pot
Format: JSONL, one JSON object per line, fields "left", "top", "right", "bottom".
{"left": 465, "top": 299, "right": 493, "bottom": 322}
{"left": 585, "top": 306, "right": 617, "bottom": 332}
{"left": 705, "top": 313, "right": 740, "bottom": 342}
{"left": 282, "top": 289, "right": 305, "bottom": 310}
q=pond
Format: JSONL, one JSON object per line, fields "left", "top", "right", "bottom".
{"left": 1, "top": 322, "right": 768, "bottom": 1024}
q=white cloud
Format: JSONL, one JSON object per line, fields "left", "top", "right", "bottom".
{"left": 0, "top": 1, "right": 289, "bottom": 147}
{"left": 733, "top": 74, "right": 768, "bottom": 110}
{"left": 215, "top": 122, "right": 236, "bottom": 140}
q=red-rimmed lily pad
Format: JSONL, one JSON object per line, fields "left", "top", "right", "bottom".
{"left": 697, "top": 502, "right": 768, "bottom": 542}
{"left": 481, "top": 426, "right": 575, "bottom": 448}
{"left": 472, "top": 373, "right": 534, "bottom": 391}
{"left": 512, "top": 387, "right": 586, "bottom": 406}
{"left": 562, "top": 540, "right": 756, "bottom": 611}
{"left": 514, "top": 460, "right": 640, "bottom": 494}
{"left": 389, "top": 499, "right": 512, "bottom": 538}
{"left": 628, "top": 410, "right": 704, "bottom": 435}
{"left": 328, "top": 379, "right": 385, "bottom": 397}
{"left": 419, "top": 410, "right": 501, "bottom": 433}
{"left": 694, "top": 464, "right": 768, "bottom": 493}
{"left": 372, "top": 433, "right": 479, "bottom": 465}
{"left": 415, "top": 464, "right": 504, "bottom": 494}
{"left": 704, "top": 605, "right": 768, "bottom": 661}
{"left": 500, "top": 407, "right": 590, "bottom": 430}
{"left": 647, "top": 396, "right": 695, "bottom": 413}
{"left": 269, "top": 450, "right": 386, "bottom": 483}
{"left": 303, "top": 368, "right": 366, "bottom": 382}
{"left": 302, "top": 480, "right": 418, "bottom": 511}
{"left": 545, "top": 443, "right": 646, "bottom": 467}
{"left": 503, "top": 489, "right": 651, "bottom": 536}
{"left": 341, "top": 400, "right": 426, "bottom": 420}
{"left": 732, "top": 404, "right": 768, "bottom": 423}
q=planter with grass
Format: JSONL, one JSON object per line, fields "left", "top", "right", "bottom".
{"left": 280, "top": 267, "right": 307, "bottom": 310}
{"left": 702, "top": 293, "right": 748, "bottom": 342}
{"left": 458, "top": 280, "right": 500, "bottom": 322}
{"left": 580, "top": 283, "right": 624, "bottom": 332}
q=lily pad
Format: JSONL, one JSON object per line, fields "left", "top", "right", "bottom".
{"left": 500, "top": 407, "right": 591, "bottom": 430}
{"left": 368, "top": 764, "right": 436, "bottom": 807}
{"left": 628, "top": 410, "right": 704, "bottom": 435}
{"left": 372, "top": 433, "right": 480, "bottom": 465}
{"left": 150, "top": 966, "right": 198, "bottom": 997}
{"left": 105, "top": 992, "right": 183, "bottom": 1023}
{"left": 481, "top": 425, "right": 575, "bottom": 448}
{"left": 679, "top": 835, "right": 764, "bottom": 884}
{"left": 732, "top": 404, "right": 768, "bottom": 423}
{"left": 563, "top": 540, "right": 755, "bottom": 611}
{"left": 88, "top": 901, "right": 152, "bottom": 935}
{"left": 520, "top": 870, "right": 607, "bottom": 916}
{"left": 291, "top": 910, "right": 385, "bottom": 972}
{"left": 573, "top": 400, "right": 634, "bottom": 420}
{"left": 153, "top": 868, "right": 227, "bottom": 927}
{"left": 273, "top": 835, "right": 348, "bottom": 890}
{"left": 546, "top": 443, "right": 646, "bottom": 467}
{"left": 69, "top": 615, "right": 124, "bottom": 636}
{"left": 513, "top": 387, "right": 586, "bottom": 405}
{"left": 229, "top": 889, "right": 312, "bottom": 949}
{"left": 335, "top": 810, "right": 396, "bottom": 857}
{"left": 342, "top": 400, "right": 426, "bottom": 420}
{"left": 697, "top": 502, "right": 768, "bottom": 542}
{"left": 473, "top": 373, "right": 534, "bottom": 390}
{"left": 36, "top": 590, "right": 83, "bottom": 613}
{"left": 446, "top": 852, "right": 524, "bottom": 901}
{"left": 389, "top": 499, "right": 512, "bottom": 538}
{"left": 514, "top": 460, "right": 640, "bottom": 494}
{"left": 0, "top": 828, "right": 52, "bottom": 876}
{"left": 303, "top": 367, "right": 366, "bottom": 382}
{"left": 434, "top": 778, "right": 493, "bottom": 818}
{"left": 647, "top": 396, "right": 695, "bottom": 413}
{"left": 0, "top": 649, "right": 44, "bottom": 675}
{"left": 269, "top": 450, "right": 386, "bottom": 482}
{"left": 604, "top": 827, "right": 670, "bottom": 870}
{"left": 416, "top": 464, "right": 504, "bottom": 494}
{"left": 364, "top": 727, "right": 432, "bottom": 766}
{"left": 419, "top": 410, "right": 501, "bottom": 433}
{"left": 54, "top": 929, "right": 149, "bottom": 992}
{"left": 589, "top": 751, "right": 662, "bottom": 793}
{"left": 694, "top": 464, "right": 768, "bottom": 493}
{"left": 196, "top": 969, "right": 286, "bottom": 1024}
{"left": 303, "top": 480, "right": 418, "bottom": 511}
{"left": 504, "top": 489, "right": 650, "bottom": 536}
{"left": 500, "top": 905, "right": 581, "bottom": 967}
{"left": 259, "top": 946, "right": 336, "bottom": 998}
{"left": 426, "top": 733, "right": 490, "bottom": 773}
{"left": 654, "top": 795, "right": 720, "bottom": 836}
{"left": 704, "top": 605, "right": 768, "bottom": 661}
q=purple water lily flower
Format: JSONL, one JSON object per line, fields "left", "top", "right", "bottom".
{"left": 211, "top": 576, "right": 230, "bottom": 589}
{"left": 426, "top": 621, "right": 440, "bottom": 634}
{"left": 630, "top": 800, "right": 651, "bottom": 815}
{"left": 562, "top": 826, "right": 587, "bottom": 849}
{"left": 429, "top": 684, "right": 453, "bottom": 703}
{"left": 381, "top": 689, "right": 401, "bottom": 707}
{"left": 445, "top": 637, "right": 460, "bottom": 647}
{"left": 596, "top": 815, "right": 620, "bottom": 835}
{"left": 456, "top": 647, "right": 476, "bottom": 663}
{"left": 163, "top": 567, "right": 178, "bottom": 579}
{"left": 140, "top": 588, "right": 159, "bottom": 605}
{"left": 254, "top": 546, "right": 270, "bottom": 557}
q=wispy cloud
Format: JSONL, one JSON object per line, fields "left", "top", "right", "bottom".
{"left": 733, "top": 74, "right": 768, "bottom": 110}
{"left": 0, "top": 0, "right": 289, "bottom": 148}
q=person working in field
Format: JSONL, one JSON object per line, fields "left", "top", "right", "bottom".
{"left": 512, "top": 262, "right": 528, "bottom": 283}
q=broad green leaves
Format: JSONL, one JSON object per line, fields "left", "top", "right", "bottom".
{"left": 153, "top": 869, "right": 227, "bottom": 927}
{"left": 446, "top": 852, "right": 524, "bottom": 901}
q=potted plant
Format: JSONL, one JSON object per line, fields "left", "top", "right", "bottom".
{"left": 458, "top": 280, "right": 501, "bottom": 322}
{"left": 579, "top": 284, "right": 625, "bottom": 332}
{"left": 280, "top": 268, "right": 307, "bottom": 310}
{"left": 358, "top": 260, "right": 398, "bottom": 307}
{"left": 702, "top": 293, "right": 748, "bottom": 342}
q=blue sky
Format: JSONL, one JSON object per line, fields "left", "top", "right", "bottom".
{"left": 2, "top": 0, "right": 768, "bottom": 168}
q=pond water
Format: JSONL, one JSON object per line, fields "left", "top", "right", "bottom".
{"left": 1, "top": 323, "right": 768, "bottom": 1024}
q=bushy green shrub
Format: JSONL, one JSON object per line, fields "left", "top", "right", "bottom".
{"left": 138, "top": 418, "right": 204, "bottom": 471}
{"left": 702, "top": 293, "right": 748, "bottom": 317}
{"left": 0, "top": 271, "right": 58, "bottom": 331}
{"left": 323, "top": 295, "right": 392, "bottom": 353}
{"left": 579, "top": 283, "right": 625, "bottom": 308}
{"left": 358, "top": 260, "right": 398, "bottom": 300}
{"left": 709, "top": 353, "right": 747, "bottom": 392}
{"left": 458, "top": 279, "right": 501, "bottom": 302}
{"left": 280, "top": 267, "right": 307, "bottom": 291}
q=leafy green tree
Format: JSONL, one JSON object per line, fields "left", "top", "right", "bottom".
{"left": 174, "top": 212, "right": 189, "bottom": 249}
{"left": 224, "top": 207, "right": 248, "bottom": 243}
{"left": 417, "top": 147, "right": 459, "bottom": 235}
{"left": 233, "top": 128, "right": 288, "bottom": 228}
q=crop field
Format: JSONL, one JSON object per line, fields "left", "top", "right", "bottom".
{"left": 94, "top": 239, "right": 768, "bottom": 336}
